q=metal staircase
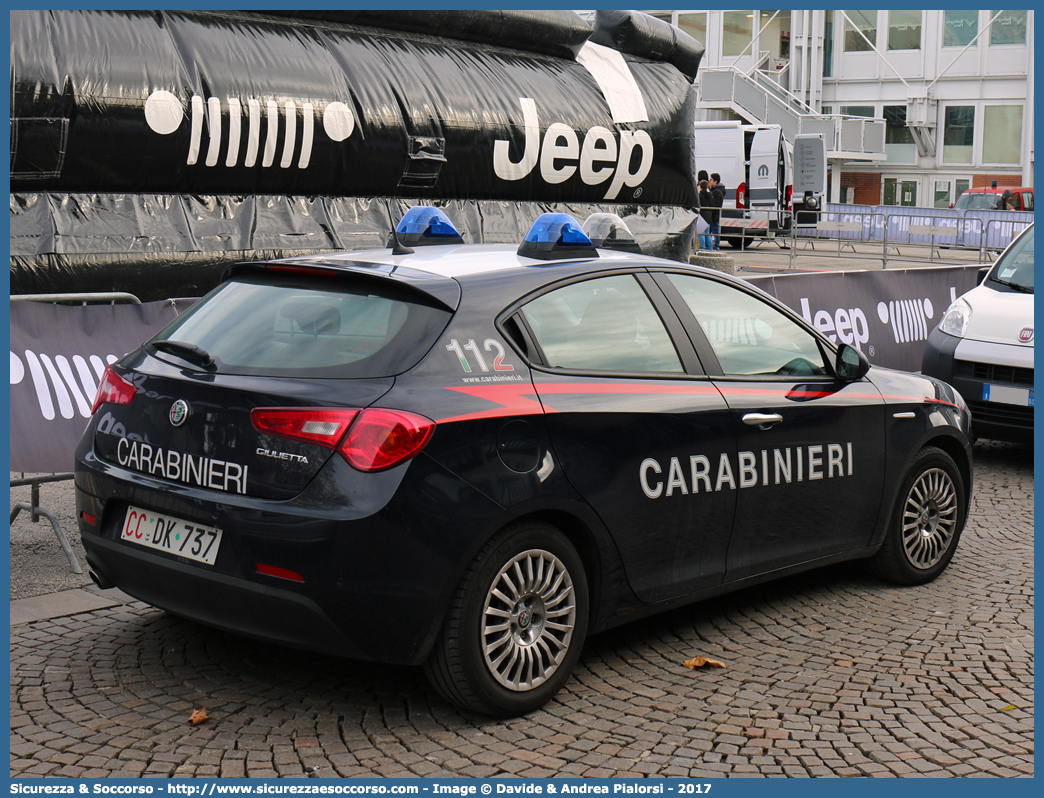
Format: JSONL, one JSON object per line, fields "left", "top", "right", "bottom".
{"left": 698, "top": 65, "right": 886, "bottom": 162}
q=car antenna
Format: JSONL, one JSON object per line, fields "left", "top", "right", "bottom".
{"left": 391, "top": 229, "right": 414, "bottom": 256}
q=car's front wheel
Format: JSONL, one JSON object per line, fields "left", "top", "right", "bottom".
{"left": 868, "top": 446, "right": 966, "bottom": 585}
{"left": 424, "top": 521, "right": 589, "bottom": 716}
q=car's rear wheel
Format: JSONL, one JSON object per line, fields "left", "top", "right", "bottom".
{"left": 424, "top": 521, "right": 588, "bottom": 716}
{"left": 867, "top": 446, "right": 965, "bottom": 585}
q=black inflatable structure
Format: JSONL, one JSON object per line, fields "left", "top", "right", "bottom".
{"left": 10, "top": 10, "right": 705, "bottom": 300}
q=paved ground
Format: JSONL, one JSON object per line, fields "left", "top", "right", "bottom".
{"left": 9, "top": 438, "right": 1033, "bottom": 779}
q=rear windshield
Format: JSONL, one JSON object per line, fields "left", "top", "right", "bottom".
{"left": 148, "top": 273, "right": 452, "bottom": 378}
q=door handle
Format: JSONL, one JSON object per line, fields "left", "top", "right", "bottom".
{"left": 742, "top": 412, "right": 783, "bottom": 429}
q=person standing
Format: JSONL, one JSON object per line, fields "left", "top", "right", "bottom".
{"left": 697, "top": 179, "right": 714, "bottom": 250}
{"left": 709, "top": 173, "right": 725, "bottom": 250}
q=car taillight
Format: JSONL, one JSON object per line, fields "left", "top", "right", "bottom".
{"left": 736, "top": 182, "right": 746, "bottom": 210}
{"left": 251, "top": 408, "right": 359, "bottom": 447}
{"left": 785, "top": 184, "right": 793, "bottom": 210}
{"left": 91, "top": 366, "right": 136, "bottom": 414}
{"left": 251, "top": 407, "right": 434, "bottom": 472}
{"left": 338, "top": 409, "right": 435, "bottom": 473}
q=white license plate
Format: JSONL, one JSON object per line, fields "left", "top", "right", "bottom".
{"left": 982, "top": 384, "right": 1033, "bottom": 407}
{"left": 121, "top": 505, "right": 223, "bottom": 565}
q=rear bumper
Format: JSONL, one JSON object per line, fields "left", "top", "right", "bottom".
{"left": 84, "top": 535, "right": 361, "bottom": 656}
{"left": 74, "top": 445, "right": 507, "bottom": 666}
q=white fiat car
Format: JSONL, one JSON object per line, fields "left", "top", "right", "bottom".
{"left": 922, "top": 223, "right": 1034, "bottom": 443}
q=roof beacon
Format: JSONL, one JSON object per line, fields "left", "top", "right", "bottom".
{"left": 517, "top": 213, "right": 599, "bottom": 261}
{"left": 583, "top": 213, "right": 642, "bottom": 254}
{"left": 394, "top": 206, "right": 465, "bottom": 247}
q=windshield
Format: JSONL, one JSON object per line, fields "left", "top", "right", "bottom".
{"left": 954, "top": 192, "right": 1004, "bottom": 210}
{"left": 986, "top": 226, "right": 1033, "bottom": 294}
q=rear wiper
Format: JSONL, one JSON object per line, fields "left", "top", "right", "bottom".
{"left": 149, "top": 340, "right": 216, "bottom": 368}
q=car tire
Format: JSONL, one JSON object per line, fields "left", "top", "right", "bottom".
{"left": 726, "top": 236, "right": 745, "bottom": 250}
{"left": 424, "top": 521, "right": 589, "bottom": 716}
{"left": 867, "top": 446, "right": 966, "bottom": 585}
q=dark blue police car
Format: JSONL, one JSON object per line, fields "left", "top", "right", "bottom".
{"left": 76, "top": 207, "right": 974, "bottom": 716}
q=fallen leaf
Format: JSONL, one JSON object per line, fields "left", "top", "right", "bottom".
{"left": 188, "top": 706, "right": 209, "bottom": 726}
{"left": 683, "top": 656, "right": 725, "bottom": 670}
{"left": 1000, "top": 705, "right": 1016, "bottom": 712}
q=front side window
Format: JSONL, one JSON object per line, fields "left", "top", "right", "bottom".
{"left": 942, "top": 106, "right": 975, "bottom": 163}
{"left": 990, "top": 10, "right": 1027, "bottom": 45}
{"left": 844, "top": 10, "right": 877, "bottom": 52}
{"left": 667, "top": 274, "right": 829, "bottom": 377}
{"left": 943, "top": 10, "right": 978, "bottom": 47}
{"left": 519, "top": 275, "right": 683, "bottom": 374}
{"left": 982, "top": 105, "right": 1024, "bottom": 164}
{"left": 888, "top": 10, "right": 922, "bottom": 50}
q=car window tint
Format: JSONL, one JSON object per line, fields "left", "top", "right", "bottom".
{"left": 667, "top": 274, "right": 829, "bottom": 377}
{"left": 151, "top": 274, "right": 451, "bottom": 378}
{"left": 521, "top": 275, "right": 683, "bottom": 373}
{"left": 988, "top": 225, "right": 1033, "bottom": 292}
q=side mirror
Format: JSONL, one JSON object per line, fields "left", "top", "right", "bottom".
{"left": 976, "top": 266, "right": 990, "bottom": 285}
{"left": 835, "top": 344, "right": 870, "bottom": 382}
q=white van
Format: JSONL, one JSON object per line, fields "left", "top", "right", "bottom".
{"left": 693, "top": 121, "right": 793, "bottom": 249}
{"left": 921, "top": 223, "right": 1034, "bottom": 443}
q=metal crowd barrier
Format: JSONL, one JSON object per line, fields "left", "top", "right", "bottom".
{"left": 9, "top": 291, "right": 142, "bottom": 574}
{"left": 709, "top": 206, "right": 1031, "bottom": 269}
{"left": 10, "top": 473, "right": 82, "bottom": 574}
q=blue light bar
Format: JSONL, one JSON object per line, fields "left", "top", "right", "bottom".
{"left": 517, "top": 213, "right": 599, "bottom": 261}
{"left": 393, "top": 206, "right": 464, "bottom": 246}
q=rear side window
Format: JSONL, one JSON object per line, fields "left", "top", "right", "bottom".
{"left": 150, "top": 274, "right": 451, "bottom": 378}
{"left": 519, "top": 275, "right": 683, "bottom": 374}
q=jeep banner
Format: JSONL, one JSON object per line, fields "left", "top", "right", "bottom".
{"left": 9, "top": 300, "right": 193, "bottom": 473}
{"left": 747, "top": 265, "right": 981, "bottom": 373}
{"left": 10, "top": 10, "right": 697, "bottom": 206}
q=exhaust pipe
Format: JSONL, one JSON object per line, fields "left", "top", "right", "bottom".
{"left": 88, "top": 569, "right": 114, "bottom": 590}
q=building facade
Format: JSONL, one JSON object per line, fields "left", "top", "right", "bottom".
{"left": 647, "top": 9, "right": 1033, "bottom": 208}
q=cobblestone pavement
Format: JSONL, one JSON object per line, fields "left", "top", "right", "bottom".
{"left": 10, "top": 441, "right": 1033, "bottom": 779}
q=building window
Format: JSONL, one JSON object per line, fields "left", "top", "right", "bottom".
{"left": 884, "top": 106, "right": 916, "bottom": 163}
{"left": 883, "top": 178, "right": 918, "bottom": 207}
{"left": 983, "top": 105, "right": 1023, "bottom": 163}
{"left": 823, "top": 11, "right": 834, "bottom": 77}
{"left": 677, "top": 12, "right": 707, "bottom": 46}
{"left": 942, "top": 106, "right": 975, "bottom": 163}
{"left": 887, "top": 10, "right": 921, "bottom": 50}
{"left": 843, "top": 10, "right": 877, "bottom": 52}
{"left": 841, "top": 106, "right": 875, "bottom": 118}
{"left": 943, "top": 11, "right": 978, "bottom": 47}
{"left": 723, "top": 11, "right": 754, "bottom": 57}
{"left": 760, "top": 10, "right": 792, "bottom": 64}
{"left": 990, "top": 10, "right": 1027, "bottom": 45}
